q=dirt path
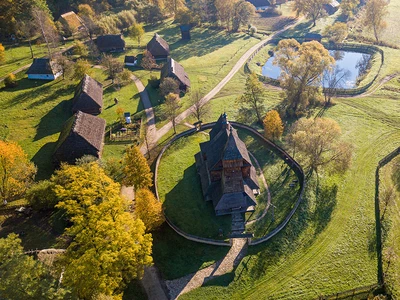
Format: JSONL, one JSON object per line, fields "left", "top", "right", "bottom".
{"left": 165, "top": 238, "right": 248, "bottom": 299}
{"left": 148, "top": 19, "right": 303, "bottom": 148}
{"left": 346, "top": 73, "right": 399, "bottom": 98}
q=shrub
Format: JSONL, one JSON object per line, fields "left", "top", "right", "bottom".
{"left": 4, "top": 73, "right": 17, "bottom": 88}
{"left": 249, "top": 26, "right": 257, "bottom": 36}
{"left": 148, "top": 75, "right": 160, "bottom": 88}
{"left": 26, "top": 180, "right": 58, "bottom": 210}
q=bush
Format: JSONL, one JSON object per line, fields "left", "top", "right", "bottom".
{"left": 26, "top": 180, "right": 58, "bottom": 210}
{"left": 159, "top": 77, "right": 180, "bottom": 97}
{"left": 249, "top": 26, "right": 257, "bottom": 36}
{"left": 148, "top": 75, "right": 160, "bottom": 88}
{"left": 4, "top": 73, "right": 17, "bottom": 88}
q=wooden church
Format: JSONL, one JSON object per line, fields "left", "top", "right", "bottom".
{"left": 195, "top": 114, "right": 259, "bottom": 216}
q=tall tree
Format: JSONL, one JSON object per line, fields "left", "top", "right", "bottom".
{"left": 0, "top": 234, "right": 69, "bottom": 299}
{"left": 288, "top": 118, "right": 352, "bottom": 175}
{"left": 129, "top": 23, "right": 145, "bottom": 46}
{"left": 322, "top": 66, "right": 351, "bottom": 105}
{"left": 341, "top": 0, "right": 358, "bottom": 18}
{"left": 273, "top": 39, "right": 335, "bottom": 114}
{"left": 72, "top": 59, "right": 91, "bottom": 80}
{"left": 237, "top": 72, "right": 266, "bottom": 124}
{"left": 232, "top": 0, "right": 255, "bottom": 32}
{"left": 363, "top": 0, "right": 388, "bottom": 43}
{"left": 141, "top": 50, "right": 156, "bottom": 72}
{"left": 164, "top": 93, "right": 182, "bottom": 134}
{"left": 189, "top": 89, "right": 210, "bottom": 122}
{"left": 215, "top": 0, "right": 234, "bottom": 30}
{"left": 54, "top": 54, "right": 72, "bottom": 80}
{"left": 101, "top": 54, "right": 124, "bottom": 84}
{"left": 123, "top": 146, "right": 153, "bottom": 190}
{"left": 0, "top": 140, "right": 36, "bottom": 205}
{"left": 324, "top": 22, "right": 348, "bottom": 44}
{"left": 293, "top": 0, "right": 329, "bottom": 27}
{"left": 159, "top": 77, "right": 180, "bottom": 97}
{"left": 263, "top": 110, "right": 284, "bottom": 141}
{"left": 135, "top": 188, "right": 164, "bottom": 231}
{"left": 54, "top": 163, "right": 152, "bottom": 298}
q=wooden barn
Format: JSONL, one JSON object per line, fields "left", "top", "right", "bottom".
{"left": 58, "top": 11, "right": 85, "bottom": 35}
{"left": 96, "top": 35, "right": 125, "bottom": 52}
{"left": 26, "top": 58, "right": 62, "bottom": 80}
{"left": 160, "top": 57, "right": 191, "bottom": 91}
{"left": 53, "top": 111, "right": 106, "bottom": 166}
{"left": 195, "top": 114, "right": 260, "bottom": 216}
{"left": 146, "top": 33, "right": 170, "bottom": 59}
{"left": 72, "top": 74, "right": 103, "bottom": 115}
{"left": 324, "top": 0, "right": 340, "bottom": 15}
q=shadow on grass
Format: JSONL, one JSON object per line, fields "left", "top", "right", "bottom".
{"left": 163, "top": 164, "right": 231, "bottom": 240}
{"left": 34, "top": 100, "right": 72, "bottom": 141}
{"left": 152, "top": 224, "right": 229, "bottom": 280}
{"left": 31, "top": 142, "right": 57, "bottom": 181}
{"left": 278, "top": 20, "right": 314, "bottom": 39}
{"left": 313, "top": 184, "right": 338, "bottom": 237}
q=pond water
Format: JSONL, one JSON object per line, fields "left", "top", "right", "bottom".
{"left": 261, "top": 50, "right": 372, "bottom": 89}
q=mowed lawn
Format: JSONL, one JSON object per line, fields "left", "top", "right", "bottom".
{"left": 178, "top": 71, "right": 400, "bottom": 299}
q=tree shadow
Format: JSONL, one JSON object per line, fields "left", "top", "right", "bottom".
{"left": 278, "top": 20, "right": 314, "bottom": 39}
{"left": 313, "top": 183, "right": 338, "bottom": 237}
{"left": 31, "top": 142, "right": 57, "bottom": 180}
{"left": 163, "top": 163, "right": 231, "bottom": 240}
{"left": 34, "top": 100, "right": 72, "bottom": 141}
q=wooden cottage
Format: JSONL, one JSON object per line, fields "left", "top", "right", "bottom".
{"left": 160, "top": 58, "right": 191, "bottom": 91}
{"left": 26, "top": 58, "right": 62, "bottom": 80}
{"left": 59, "top": 11, "right": 85, "bottom": 35}
{"left": 53, "top": 111, "right": 106, "bottom": 166}
{"left": 304, "top": 33, "right": 322, "bottom": 43}
{"left": 323, "top": 0, "right": 340, "bottom": 15}
{"left": 146, "top": 33, "right": 170, "bottom": 59}
{"left": 96, "top": 35, "right": 125, "bottom": 52}
{"left": 72, "top": 74, "right": 103, "bottom": 115}
{"left": 195, "top": 114, "right": 259, "bottom": 216}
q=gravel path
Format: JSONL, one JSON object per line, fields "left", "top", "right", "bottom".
{"left": 165, "top": 238, "right": 248, "bottom": 299}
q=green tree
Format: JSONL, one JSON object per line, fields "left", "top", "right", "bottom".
{"left": 74, "top": 40, "right": 89, "bottom": 57}
{"left": 101, "top": 54, "right": 124, "bottom": 84}
{"left": 26, "top": 180, "right": 57, "bottom": 210}
{"left": 159, "top": 77, "right": 180, "bottom": 97}
{"left": 72, "top": 59, "right": 91, "bottom": 80}
{"left": 54, "top": 54, "right": 72, "bottom": 80}
{"left": 273, "top": 39, "right": 335, "bottom": 114}
{"left": 263, "top": 110, "right": 284, "bottom": 141}
{"left": 0, "top": 233, "right": 69, "bottom": 299}
{"left": 189, "top": 89, "right": 210, "bottom": 122}
{"left": 135, "top": 188, "right": 164, "bottom": 231}
{"left": 0, "top": 140, "right": 36, "bottom": 205}
{"left": 288, "top": 117, "right": 352, "bottom": 175}
{"left": 123, "top": 146, "right": 153, "bottom": 190}
{"left": 54, "top": 163, "right": 152, "bottom": 299}
{"left": 129, "top": 23, "right": 145, "bottom": 46}
{"left": 363, "top": 0, "right": 388, "bottom": 43}
{"left": 4, "top": 73, "right": 17, "bottom": 88}
{"left": 293, "top": 0, "right": 329, "bottom": 27}
{"left": 0, "top": 43, "right": 5, "bottom": 64}
{"left": 237, "top": 72, "right": 265, "bottom": 124}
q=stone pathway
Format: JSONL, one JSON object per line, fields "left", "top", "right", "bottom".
{"left": 231, "top": 213, "right": 245, "bottom": 235}
{"left": 142, "top": 266, "right": 169, "bottom": 300}
{"left": 165, "top": 238, "right": 248, "bottom": 299}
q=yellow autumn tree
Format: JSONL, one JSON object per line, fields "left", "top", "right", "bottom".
{"left": 263, "top": 110, "right": 284, "bottom": 141}
{"left": 0, "top": 43, "right": 5, "bottom": 64}
{"left": 123, "top": 146, "right": 153, "bottom": 191}
{"left": 54, "top": 162, "right": 153, "bottom": 298}
{"left": 135, "top": 188, "right": 164, "bottom": 232}
{"left": 0, "top": 140, "right": 36, "bottom": 204}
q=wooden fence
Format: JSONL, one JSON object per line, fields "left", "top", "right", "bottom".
{"left": 153, "top": 122, "right": 306, "bottom": 247}
{"left": 316, "top": 284, "right": 380, "bottom": 300}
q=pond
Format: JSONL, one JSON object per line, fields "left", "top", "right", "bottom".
{"left": 262, "top": 50, "right": 372, "bottom": 89}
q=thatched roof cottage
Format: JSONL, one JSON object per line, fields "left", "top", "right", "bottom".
{"left": 53, "top": 111, "right": 106, "bottom": 165}
{"left": 195, "top": 114, "right": 259, "bottom": 216}
{"left": 96, "top": 35, "right": 125, "bottom": 52}
{"left": 59, "top": 11, "right": 85, "bottom": 35}
{"left": 160, "top": 58, "right": 190, "bottom": 91}
{"left": 146, "top": 33, "right": 170, "bottom": 59}
{"left": 26, "top": 58, "right": 62, "bottom": 80}
{"left": 72, "top": 74, "right": 103, "bottom": 115}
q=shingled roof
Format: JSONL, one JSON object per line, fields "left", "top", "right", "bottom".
{"left": 246, "top": 0, "right": 270, "bottom": 8}
{"left": 146, "top": 33, "right": 170, "bottom": 58}
{"left": 59, "top": 11, "right": 84, "bottom": 32}
{"left": 72, "top": 74, "right": 103, "bottom": 115}
{"left": 53, "top": 111, "right": 106, "bottom": 165}
{"left": 160, "top": 57, "right": 190, "bottom": 90}
{"left": 26, "top": 58, "right": 60, "bottom": 75}
{"left": 96, "top": 35, "right": 125, "bottom": 52}
{"left": 195, "top": 114, "right": 260, "bottom": 216}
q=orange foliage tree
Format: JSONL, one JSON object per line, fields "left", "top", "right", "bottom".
{"left": 135, "top": 188, "right": 164, "bottom": 232}
{"left": 263, "top": 110, "right": 284, "bottom": 141}
{"left": 0, "top": 141, "right": 36, "bottom": 204}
